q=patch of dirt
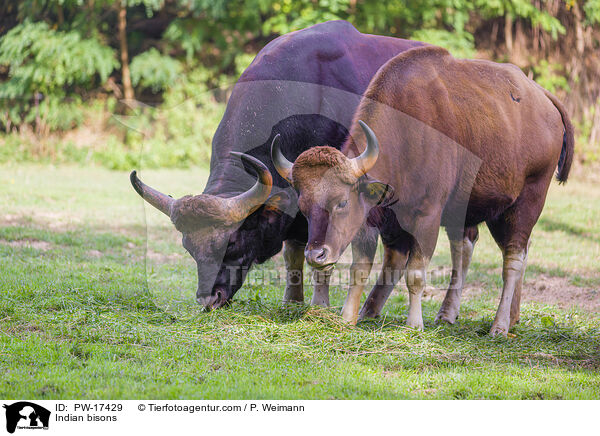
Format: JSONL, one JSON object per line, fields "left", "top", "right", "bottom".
{"left": 6, "top": 323, "right": 45, "bottom": 335}
{"left": 146, "top": 250, "right": 183, "bottom": 262}
{"left": 427, "top": 275, "right": 599, "bottom": 312}
{"left": 1, "top": 213, "right": 81, "bottom": 231}
{"left": 62, "top": 123, "right": 114, "bottom": 150}
{"left": 0, "top": 214, "right": 30, "bottom": 226}
{"left": 521, "top": 275, "right": 600, "bottom": 312}
{"left": 87, "top": 249, "right": 103, "bottom": 258}
{"left": 33, "top": 211, "right": 82, "bottom": 230}
{"left": 0, "top": 238, "right": 53, "bottom": 251}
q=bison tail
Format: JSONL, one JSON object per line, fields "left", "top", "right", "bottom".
{"left": 544, "top": 89, "right": 574, "bottom": 184}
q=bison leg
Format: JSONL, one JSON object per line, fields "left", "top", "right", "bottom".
{"left": 311, "top": 268, "right": 331, "bottom": 307}
{"left": 341, "top": 231, "right": 378, "bottom": 325}
{"left": 509, "top": 240, "right": 530, "bottom": 328}
{"left": 487, "top": 172, "right": 551, "bottom": 337}
{"left": 359, "top": 245, "right": 409, "bottom": 320}
{"left": 282, "top": 239, "right": 306, "bottom": 303}
{"left": 405, "top": 250, "right": 430, "bottom": 330}
{"left": 435, "top": 226, "right": 479, "bottom": 324}
{"left": 404, "top": 215, "right": 440, "bottom": 330}
{"left": 490, "top": 247, "right": 528, "bottom": 336}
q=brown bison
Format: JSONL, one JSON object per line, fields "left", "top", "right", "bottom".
{"left": 272, "top": 45, "right": 574, "bottom": 336}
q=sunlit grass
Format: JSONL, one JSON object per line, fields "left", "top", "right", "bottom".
{"left": 0, "top": 164, "right": 599, "bottom": 399}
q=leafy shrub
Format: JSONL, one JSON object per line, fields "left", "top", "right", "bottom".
{"left": 531, "top": 60, "right": 570, "bottom": 94}
{"left": 411, "top": 29, "right": 476, "bottom": 58}
{"left": 0, "top": 1, "right": 597, "bottom": 169}
{"left": 575, "top": 105, "right": 600, "bottom": 164}
{"left": 130, "top": 48, "right": 183, "bottom": 93}
{"left": 14, "top": 70, "right": 229, "bottom": 170}
{"left": 0, "top": 21, "right": 118, "bottom": 132}
{"left": 93, "top": 135, "right": 141, "bottom": 170}
{"left": 110, "top": 68, "right": 227, "bottom": 169}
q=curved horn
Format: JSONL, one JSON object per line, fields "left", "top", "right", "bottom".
{"left": 130, "top": 170, "right": 174, "bottom": 217}
{"left": 270, "top": 134, "right": 293, "bottom": 183}
{"left": 227, "top": 152, "right": 273, "bottom": 221}
{"left": 350, "top": 120, "right": 380, "bottom": 177}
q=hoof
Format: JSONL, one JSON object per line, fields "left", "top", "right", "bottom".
{"left": 282, "top": 298, "right": 304, "bottom": 305}
{"left": 406, "top": 319, "right": 424, "bottom": 331}
{"left": 341, "top": 312, "right": 358, "bottom": 326}
{"left": 490, "top": 325, "right": 508, "bottom": 337}
{"left": 358, "top": 309, "right": 380, "bottom": 321}
{"left": 434, "top": 312, "right": 458, "bottom": 325}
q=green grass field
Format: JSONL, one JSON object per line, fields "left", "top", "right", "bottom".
{"left": 1, "top": 164, "right": 599, "bottom": 399}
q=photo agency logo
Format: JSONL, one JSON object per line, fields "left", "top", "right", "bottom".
{"left": 2, "top": 402, "right": 50, "bottom": 434}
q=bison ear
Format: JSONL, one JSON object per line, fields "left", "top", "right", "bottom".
{"left": 260, "top": 191, "right": 292, "bottom": 227}
{"left": 263, "top": 191, "right": 292, "bottom": 214}
{"left": 360, "top": 181, "right": 395, "bottom": 207}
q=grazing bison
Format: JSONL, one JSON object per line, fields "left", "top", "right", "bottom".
{"left": 131, "top": 21, "right": 424, "bottom": 309}
{"left": 272, "top": 45, "right": 574, "bottom": 335}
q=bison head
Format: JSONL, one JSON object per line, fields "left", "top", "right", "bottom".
{"left": 131, "top": 152, "right": 279, "bottom": 309}
{"left": 272, "top": 121, "right": 393, "bottom": 270}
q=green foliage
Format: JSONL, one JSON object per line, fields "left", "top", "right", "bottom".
{"left": 475, "top": 0, "right": 565, "bottom": 37}
{"left": 0, "top": 133, "right": 95, "bottom": 165}
{"left": 0, "top": 0, "right": 598, "bottom": 165}
{"left": 261, "top": 0, "right": 349, "bottom": 35}
{"left": 0, "top": 78, "right": 224, "bottom": 169}
{"left": 575, "top": 105, "right": 600, "bottom": 163}
{"left": 584, "top": 0, "right": 600, "bottom": 24}
{"left": 130, "top": 48, "right": 183, "bottom": 93}
{"left": 162, "top": 19, "right": 206, "bottom": 63}
{"left": 0, "top": 21, "right": 115, "bottom": 94}
{"left": 0, "top": 21, "right": 117, "bottom": 131}
{"left": 116, "top": 70, "right": 225, "bottom": 169}
{"left": 411, "top": 29, "right": 476, "bottom": 58}
{"left": 531, "top": 60, "right": 570, "bottom": 94}
{"left": 234, "top": 53, "right": 257, "bottom": 77}
{"left": 92, "top": 135, "right": 141, "bottom": 170}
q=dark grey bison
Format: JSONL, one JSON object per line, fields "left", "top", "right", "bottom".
{"left": 131, "top": 21, "right": 424, "bottom": 308}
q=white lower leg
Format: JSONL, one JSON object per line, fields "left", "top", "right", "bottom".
{"left": 406, "top": 261, "right": 427, "bottom": 330}
{"left": 407, "top": 291, "right": 424, "bottom": 329}
{"left": 341, "top": 266, "right": 371, "bottom": 325}
{"left": 490, "top": 248, "right": 527, "bottom": 337}
{"left": 510, "top": 246, "right": 528, "bottom": 328}
{"left": 341, "top": 247, "right": 373, "bottom": 325}
{"left": 341, "top": 288, "right": 362, "bottom": 325}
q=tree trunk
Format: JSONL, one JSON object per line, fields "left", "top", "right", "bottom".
{"left": 491, "top": 20, "right": 498, "bottom": 47}
{"left": 573, "top": 2, "right": 585, "bottom": 56}
{"left": 504, "top": 13, "right": 513, "bottom": 56}
{"left": 118, "top": 3, "right": 134, "bottom": 102}
{"left": 57, "top": 3, "right": 64, "bottom": 26}
{"left": 590, "top": 98, "right": 600, "bottom": 149}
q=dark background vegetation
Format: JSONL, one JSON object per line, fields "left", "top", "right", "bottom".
{"left": 1, "top": 0, "right": 599, "bottom": 169}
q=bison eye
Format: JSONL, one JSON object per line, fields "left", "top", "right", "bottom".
{"left": 336, "top": 200, "right": 348, "bottom": 210}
